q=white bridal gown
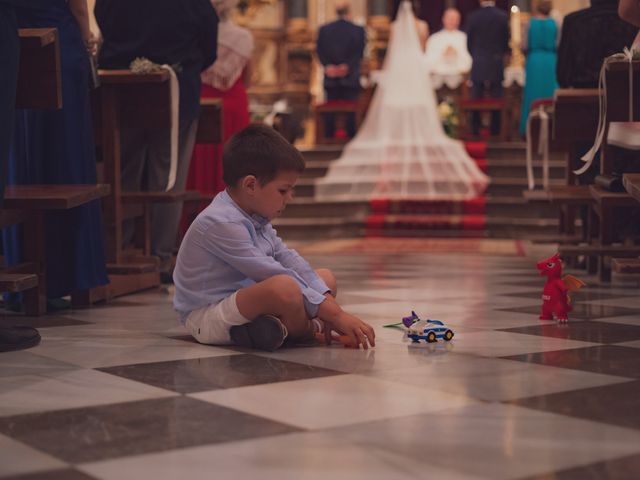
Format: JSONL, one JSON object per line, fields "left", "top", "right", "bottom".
{"left": 315, "top": 1, "right": 489, "bottom": 201}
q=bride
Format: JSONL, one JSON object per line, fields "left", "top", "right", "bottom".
{"left": 315, "top": 1, "right": 489, "bottom": 201}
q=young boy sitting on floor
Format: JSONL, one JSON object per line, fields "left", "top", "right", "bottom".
{"left": 173, "top": 124, "right": 375, "bottom": 351}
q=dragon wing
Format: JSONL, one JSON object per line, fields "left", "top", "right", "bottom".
{"left": 562, "top": 275, "right": 586, "bottom": 292}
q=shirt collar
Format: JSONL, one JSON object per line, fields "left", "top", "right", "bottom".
{"left": 220, "top": 189, "right": 270, "bottom": 229}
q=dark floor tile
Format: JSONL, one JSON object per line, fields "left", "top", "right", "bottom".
{"left": 499, "top": 321, "right": 640, "bottom": 344}
{"left": 508, "top": 380, "right": 640, "bottom": 431}
{"left": 0, "top": 396, "right": 299, "bottom": 464}
{"left": 1, "top": 469, "right": 98, "bottom": 480}
{"left": 0, "top": 316, "right": 91, "bottom": 328}
{"left": 98, "top": 354, "right": 345, "bottom": 393}
{"left": 502, "top": 345, "right": 640, "bottom": 378}
{"left": 496, "top": 303, "right": 640, "bottom": 321}
{"left": 521, "top": 453, "right": 640, "bottom": 480}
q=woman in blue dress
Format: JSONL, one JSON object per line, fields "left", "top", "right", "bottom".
{"left": 5, "top": 0, "right": 108, "bottom": 307}
{"left": 519, "top": 0, "right": 559, "bottom": 137}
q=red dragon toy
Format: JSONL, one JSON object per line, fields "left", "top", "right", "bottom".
{"left": 536, "top": 253, "right": 585, "bottom": 322}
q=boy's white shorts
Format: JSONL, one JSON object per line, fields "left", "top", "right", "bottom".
{"left": 184, "top": 292, "right": 249, "bottom": 345}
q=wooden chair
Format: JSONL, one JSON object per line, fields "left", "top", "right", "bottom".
{"left": 458, "top": 98, "right": 509, "bottom": 141}
{"left": 314, "top": 100, "right": 362, "bottom": 145}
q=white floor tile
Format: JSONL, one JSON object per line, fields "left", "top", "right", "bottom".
{"left": 191, "top": 374, "right": 476, "bottom": 430}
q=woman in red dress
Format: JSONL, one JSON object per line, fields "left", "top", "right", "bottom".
{"left": 186, "top": 0, "right": 253, "bottom": 199}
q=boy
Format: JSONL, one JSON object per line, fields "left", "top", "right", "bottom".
{"left": 173, "top": 124, "right": 375, "bottom": 351}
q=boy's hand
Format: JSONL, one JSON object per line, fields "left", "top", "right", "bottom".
{"left": 324, "top": 311, "right": 375, "bottom": 349}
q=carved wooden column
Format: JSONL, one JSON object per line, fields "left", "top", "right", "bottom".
{"left": 367, "top": 0, "right": 390, "bottom": 71}
{"left": 284, "top": 0, "right": 313, "bottom": 110}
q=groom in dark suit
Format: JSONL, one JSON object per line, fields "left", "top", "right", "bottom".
{"left": 466, "top": 0, "right": 510, "bottom": 136}
{"left": 316, "top": 1, "right": 366, "bottom": 138}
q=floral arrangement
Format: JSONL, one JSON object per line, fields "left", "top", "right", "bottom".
{"left": 129, "top": 57, "right": 182, "bottom": 74}
{"left": 438, "top": 96, "right": 459, "bottom": 138}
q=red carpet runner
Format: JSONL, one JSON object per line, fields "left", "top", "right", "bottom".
{"left": 365, "top": 142, "right": 489, "bottom": 237}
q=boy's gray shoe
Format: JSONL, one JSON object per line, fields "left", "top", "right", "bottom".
{"left": 229, "top": 314, "right": 288, "bottom": 351}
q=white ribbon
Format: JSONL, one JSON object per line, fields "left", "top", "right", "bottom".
{"left": 575, "top": 50, "right": 635, "bottom": 176}
{"left": 161, "top": 65, "right": 179, "bottom": 191}
{"left": 525, "top": 105, "right": 550, "bottom": 190}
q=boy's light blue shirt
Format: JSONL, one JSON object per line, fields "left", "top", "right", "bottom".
{"left": 173, "top": 189, "right": 330, "bottom": 323}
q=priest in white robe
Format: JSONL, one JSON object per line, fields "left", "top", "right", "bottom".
{"left": 425, "top": 8, "right": 472, "bottom": 87}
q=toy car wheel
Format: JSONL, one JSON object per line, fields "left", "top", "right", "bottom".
{"left": 444, "top": 330, "right": 454, "bottom": 341}
{"left": 426, "top": 332, "right": 437, "bottom": 343}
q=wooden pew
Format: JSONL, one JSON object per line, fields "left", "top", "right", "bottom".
{"left": 587, "top": 61, "right": 640, "bottom": 280}
{"left": 196, "top": 98, "right": 223, "bottom": 144}
{"left": 5, "top": 30, "right": 110, "bottom": 314}
{"left": 610, "top": 173, "right": 640, "bottom": 274}
{"left": 524, "top": 89, "right": 600, "bottom": 248}
{"left": 1, "top": 185, "right": 110, "bottom": 315}
{"left": 90, "top": 69, "right": 171, "bottom": 300}
{"left": 91, "top": 71, "right": 223, "bottom": 302}
{"left": 16, "top": 28, "right": 61, "bottom": 109}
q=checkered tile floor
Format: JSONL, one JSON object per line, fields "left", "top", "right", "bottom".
{"left": 2, "top": 246, "right": 640, "bottom": 479}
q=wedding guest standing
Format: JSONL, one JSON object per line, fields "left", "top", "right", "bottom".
{"left": 186, "top": 0, "right": 253, "bottom": 200}
{"left": 96, "top": 0, "right": 219, "bottom": 283}
{"left": 557, "top": 0, "right": 637, "bottom": 88}
{"left": 316, "top": 0, "right": 366, "bottom": 138}
{"left": 466, "top": 0, "right": 510, "bottom": 137}
{"left": 519, "top": 0, "right": 559, "bottom": 136}
{"left": 4, "top": 0, "right": 108, "bottom": 310}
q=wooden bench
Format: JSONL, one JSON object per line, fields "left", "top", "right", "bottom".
{"left": 1, "top": 184, "right": 110, "bottom": 315}
{"left": 6, "top": 30, "right": 110, "bottom": 314}
{"left": 90, "top": 70, "right": 224, "bottom": 302}
{"left": 121, "top": 190, "right": 200, "bottom": 256}
{"left": 587, "top": 62, "right": 640, "bottom": 281}
{"left": 91, "top": 69, "right": 178, "bottom": 299}
{"left": 524, "top": 90, "right": 600, "bottom": 247}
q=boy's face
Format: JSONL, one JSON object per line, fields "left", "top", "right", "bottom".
{"left": 249, "top": 170, "right": 299, "bottom": 220}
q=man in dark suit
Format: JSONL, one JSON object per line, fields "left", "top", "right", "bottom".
{"left": 466, "top": 0, "right": 510, "bottom": 136}
{"left": 95, "top": 0, "right": 218, "bottom": 282}
{"left": 558, "top": 0, "right": 638, "bottom": 88}
{"left": 316, "top": 1, "right": 366, "bottom": 138}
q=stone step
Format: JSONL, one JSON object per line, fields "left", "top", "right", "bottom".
{"left": 275, "top": 213, "right": 563, "bottom": 240}
{"left": 487, "top": 177, "right": 566, "bottom": 197}
{"left": 486, "top": 142, "right": 566, "bottom": 162}
{"left": 293, "top": 177, "right": 567, "bottom": 198}
{"left": 298, "top": 145, "right": 342, "bottom": 162}
{"left": 300, "top": 158, "right": 567, "bottom": 180}
{"left": 486, "top": 159, "right": 566, "bottom": 179}
{"left": 282, "top": 195, "right": 559, "bottom": 219}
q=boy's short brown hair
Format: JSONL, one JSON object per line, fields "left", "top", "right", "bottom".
{"left": 223, "top": 124, "right": 306, "bottom": 187}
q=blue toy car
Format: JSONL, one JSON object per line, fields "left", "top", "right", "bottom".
{"left": 407, "top": 318, "right": 455, "bottom": 343}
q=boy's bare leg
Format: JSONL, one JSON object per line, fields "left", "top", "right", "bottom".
{"left": 235, "top": 275, "right": 313, "bottom": 339}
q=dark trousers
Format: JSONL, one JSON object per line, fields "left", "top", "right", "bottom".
{"left": 120, "top": 117, "right": 199, "bottom": 273}
{"left": 325, "top": 87, "right": 359, "bottom": 138}
{"left": 471, "top": 81, "right": 503, "bottom": 136}
{"left": 0, "top": 6, "right": 19, "bottom": 207}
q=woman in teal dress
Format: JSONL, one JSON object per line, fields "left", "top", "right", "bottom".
{"left": 519, "top": 0, "right": 559, "bottom": 137}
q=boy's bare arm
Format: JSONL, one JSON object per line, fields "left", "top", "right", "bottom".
{"left": 317, "top": 295, "right": 375, "bottom": 349}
